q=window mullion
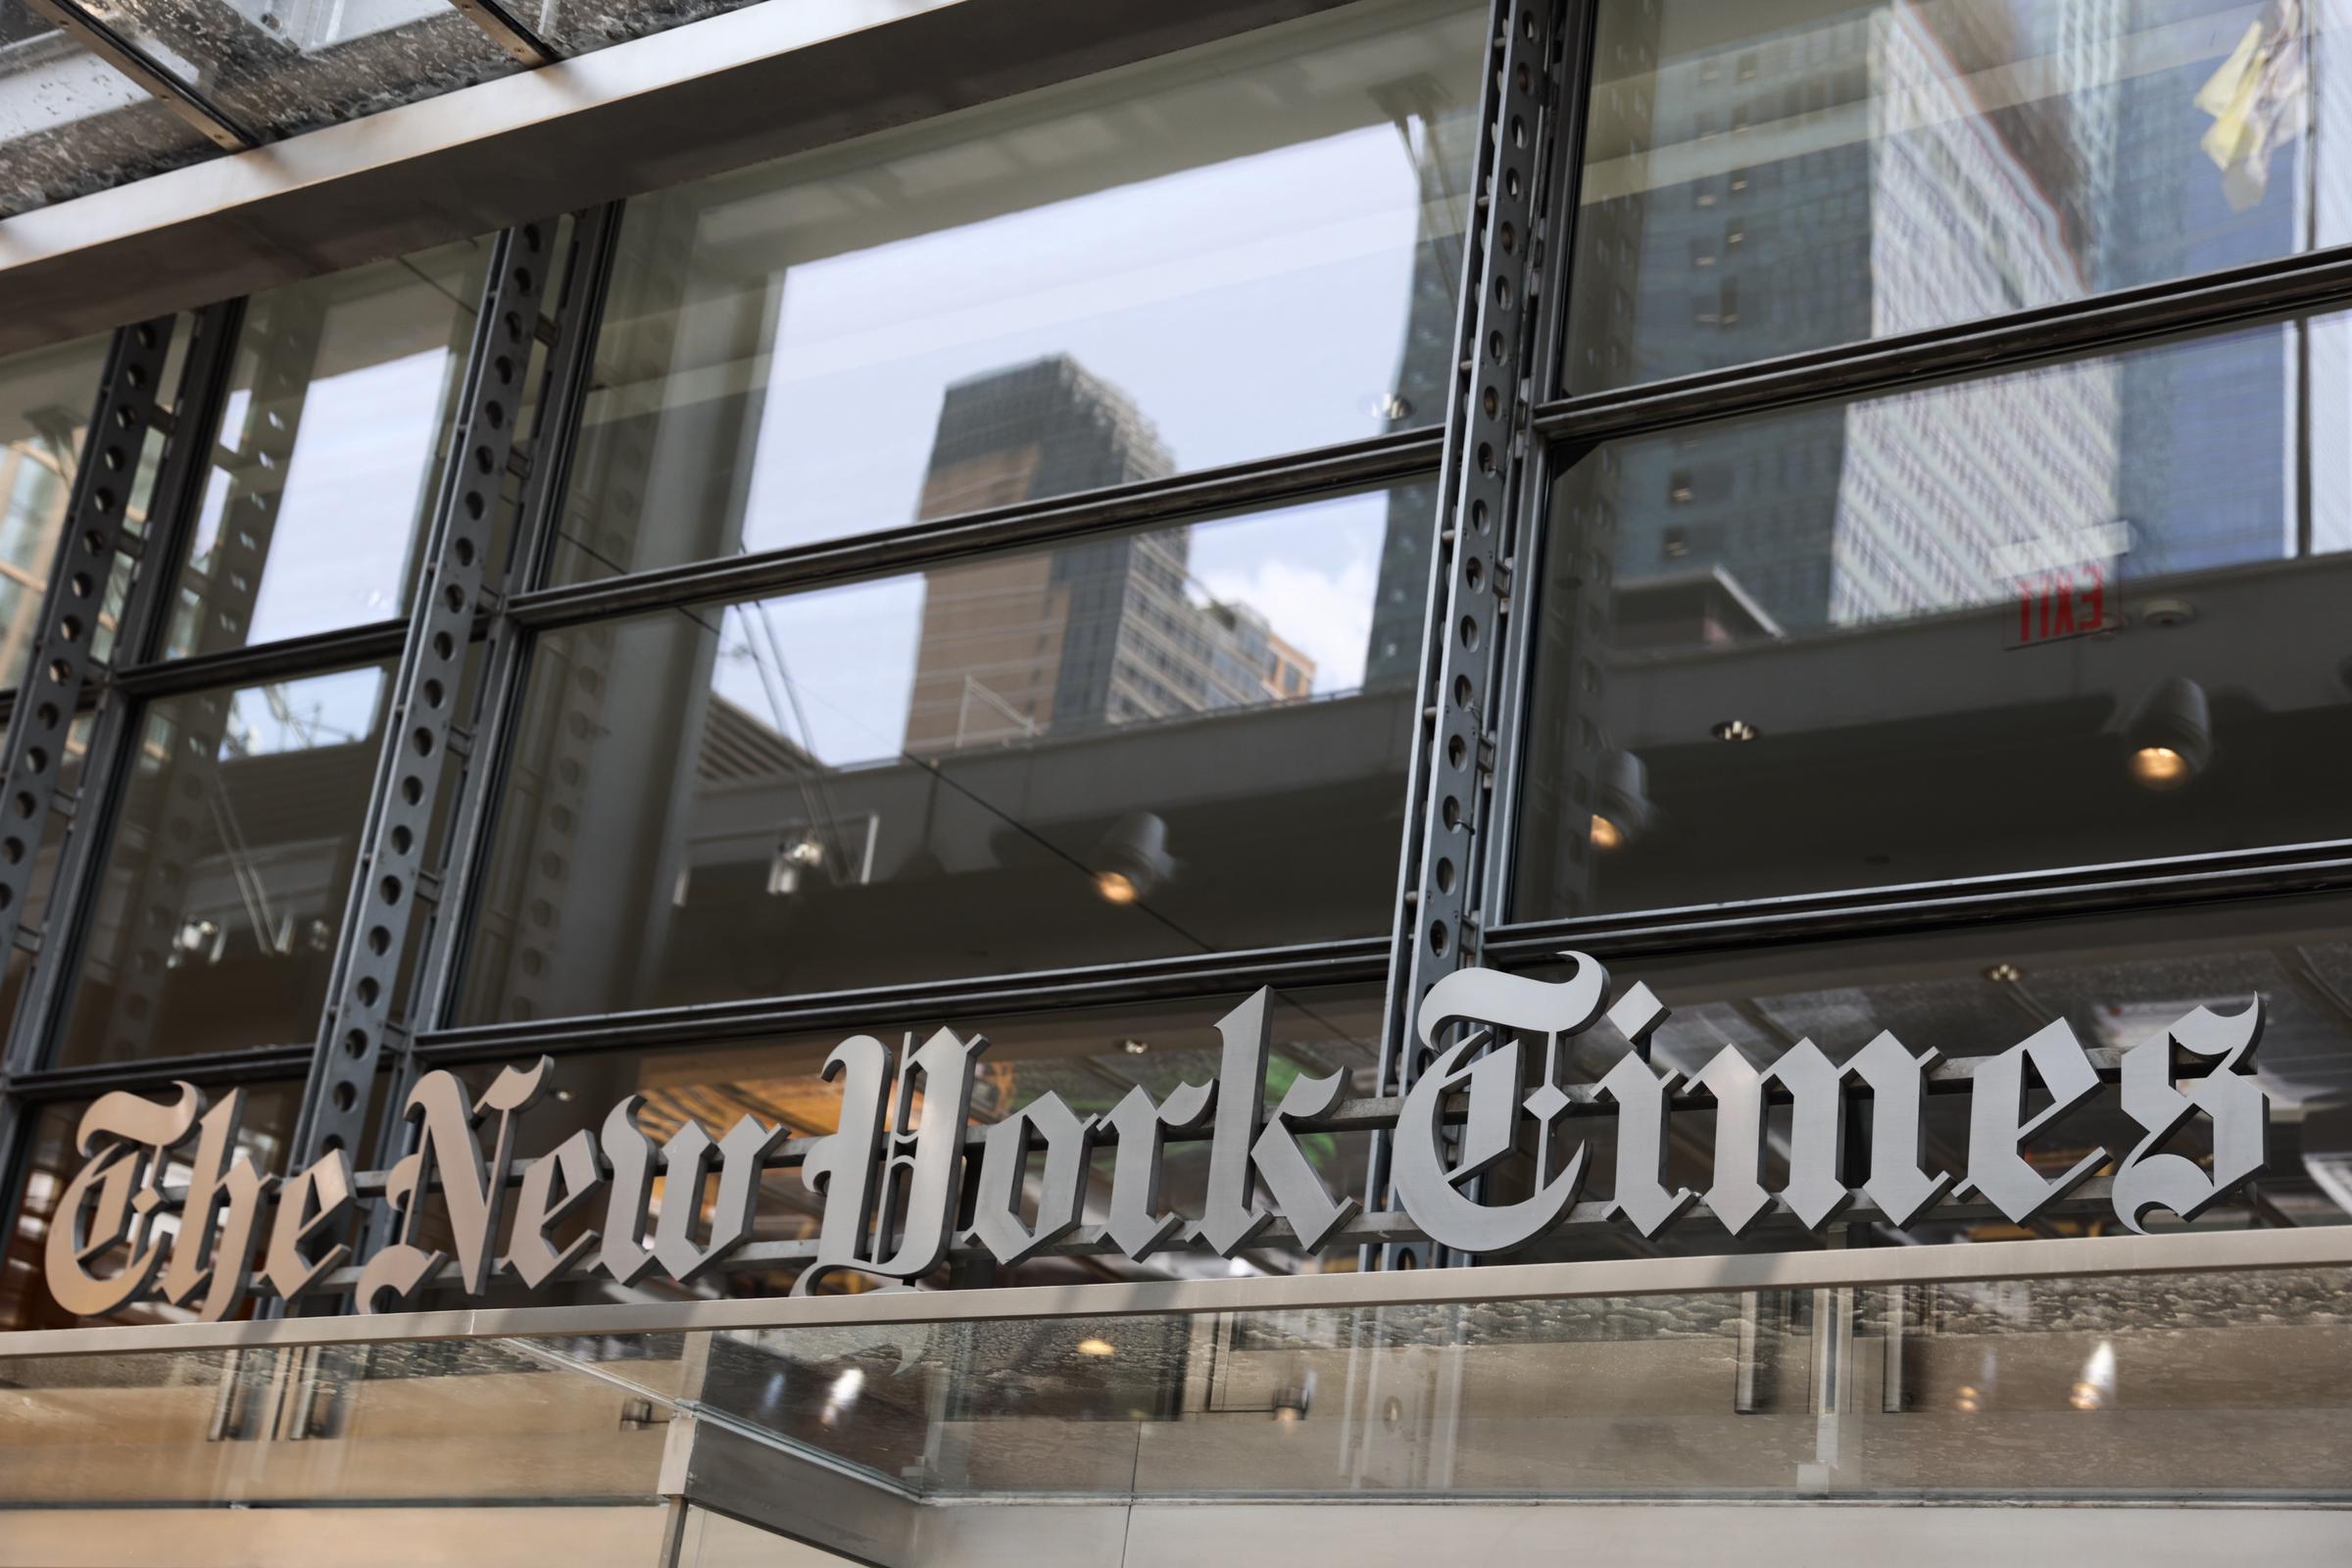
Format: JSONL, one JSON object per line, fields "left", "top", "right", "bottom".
{"left": 1362, "top": 0, "right": 1583, "bottom": 1271}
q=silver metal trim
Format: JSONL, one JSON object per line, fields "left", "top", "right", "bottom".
{"left": 5, "top": 1225, "right": 2348, "bottom": 1360}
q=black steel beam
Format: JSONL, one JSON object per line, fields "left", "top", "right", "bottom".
{"left": 1533, "top": 242, "right": 2352, "bottom": 450}
{"left": 504, "top": 427, "right": 1444, "bottom": 630}
{"left": 109, "top": 618, "right": 411, "bottom": 699}
{"left": 289, "top": 220, "right": 563, "bottom": 1170}
{"left": 413, "top": 934, "right": 1391, "bottom": 1064}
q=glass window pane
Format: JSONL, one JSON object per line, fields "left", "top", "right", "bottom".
{"left": 55, "top": 665, "right": 394, "bottom": 1065}
{"left": 1567, "top": 0, "right": 2352, "bottom": 394}
{"left": 463, "top": 486, "right": 1422, "bottom": 1021}
{"left": 1517, "top": 311, "right": 2352, "bottom": 921}
{"left": 555, "top": 0, "right": 1481, "bottom": 583}
{"left": 166, "top": 244, "right": 488, "bottom": 660}
{"left": 0, "top": 1082, "right": 298, "bottom": 1333}
{"left": 0, "top": 3, "right": 218, "bottom": 217}
{"left": 443, "top": 986, "right": 1380, "bottom": 1306}
{"left": 72, "top": 0, "right": 519, "bottom": 144}
{"left": 1494, "top": 891, "right": 2352, "bottom": 1266}
{"left": 0, "top": 330, "right": 110, "bottom": 687}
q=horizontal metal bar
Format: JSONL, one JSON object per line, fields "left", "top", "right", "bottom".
{"left": 0, "top": 0, "right": 1368, "bottom": 356}
{"left": 507, "top": 430, "right": 1443, "bottom": 630}
{"left": 9, "top": 1225, "right": 2350, "bottom": 1359}
{"left": 6, "top": 1043, "right": 318, "bottom": 1101}
{"left": 1483, "top": 840, "right": 2352, "bottom": 966}
{"left": 21, "top": 0, "right": 258, "bottom": 153}
{"left": 444, "top": 0, "right": 558, "bottom": 68}
{"left": 415, "top": 936, "right": 1392, "bottom": 1062}
{"left": 109, "top": 618, "right": 412, "bottom": 698}
{"left": 1533, "top": 241, "right": 2352, "bottom": 446}
{"left": 302, "top": 1181, "right": 2140, "bottom": 1297}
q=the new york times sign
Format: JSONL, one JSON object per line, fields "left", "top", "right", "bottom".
{"left": 44, "top": 955, "right": 2268, "bottom": 1321}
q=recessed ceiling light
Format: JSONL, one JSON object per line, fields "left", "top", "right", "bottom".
{"left": 1712, "top": 719, "right": 1759, "bottom": 742}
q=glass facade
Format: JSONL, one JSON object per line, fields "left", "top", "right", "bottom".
{"left": 164, "top": 244, "right": 489, "bottom": 659}
{"left": 1518, "top": 310, "right": 2352, "bottom": 917}
{"left": 1568, "top": 0, "right": 2352, "bottom": 394}
{"left": 559, "top": 0, "right": 1480, "bottom": 583}
{"left": 465, "top": 492, "right": 1414, "bottom": 1018}
{"left": 8, "top": 0, "right": 2352, "bottom": 1543}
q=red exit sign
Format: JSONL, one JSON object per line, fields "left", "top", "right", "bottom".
{"left": 2012, "top": 563, "right": 2112, "bottom": 647}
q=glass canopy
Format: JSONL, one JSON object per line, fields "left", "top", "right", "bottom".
{"left": 0, "top": 0, "right": 878, "bottom": 219}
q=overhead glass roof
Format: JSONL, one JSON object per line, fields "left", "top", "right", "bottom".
{"left": 0, "top": 1, "right": 218, "bottom": 214}
{"left": 0, "top": 0, "right": 830, "bottom": 219}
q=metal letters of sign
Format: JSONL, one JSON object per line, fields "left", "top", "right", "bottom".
{"left": 43, "top": 954, "right": 2269, "bottom": 1321}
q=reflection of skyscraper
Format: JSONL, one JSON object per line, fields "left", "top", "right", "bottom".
{"left": 1581, "top": 0, "right": 2352, "bottom": 626}
{"left": 903, "top": 356, "right": 1316, "bottom": 755}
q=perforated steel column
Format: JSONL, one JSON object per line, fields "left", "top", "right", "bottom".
{"left": 0, "top": 318, "right": 173, "bottom": 971}
{"left": 412, "top": 205, "right": 623, "bottom": 1032}
{"left": 289, "top": 220, "right": 560, "bottom": 1169}
{"left": 1364, "top": 0, "right": 1582, "bottom": 1271}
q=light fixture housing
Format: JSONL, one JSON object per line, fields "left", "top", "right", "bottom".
{"left": 2122, "top": 675, "right": 2212, "bottom": 790}
{"left": 1592, "top": 748, "right": 1654, "bottom": 852}
{"left": 1093, "top": 811, "right": 1176, "bottom": 905}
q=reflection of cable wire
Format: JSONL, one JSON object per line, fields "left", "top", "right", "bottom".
{"left": 741, "top": 599, "right": 855, "bottom": 886}
{"left": 552, "top": 525, "right": 1368, "bottom": 1054}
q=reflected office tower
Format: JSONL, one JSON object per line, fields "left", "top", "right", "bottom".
{"left": 903, "top": 357, "right": 1316, "bottom": 755}
{"left": 1582, "top": 1, "right": 2121, "bottom": 632}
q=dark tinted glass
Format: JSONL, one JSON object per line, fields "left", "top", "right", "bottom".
{"left": 463, "top": 487, "right": 1422, "bottom": 1021}
{"left": 56, "top": 665, "right": 393, "bottom": 1064}
{"left": 1567, "top": 0, "right": 2352, "bottom": 393}
{"left": 554, "top": 0, "right": 1480, "bottom": 582}
{"left": 1518, "top": 312, "right": 2352, "bottom": 919}
{"left": 0, "top": 1082, "right": 298, "bottom": 1332}
{"left": 165, "top": 244, "right": 487, "bottom": 659}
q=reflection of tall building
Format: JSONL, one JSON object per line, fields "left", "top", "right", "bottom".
{"left": 903, "top": 357, "right": 1316, "bottom": 754}
{"left": 1585, "top": 1, "right": 2148, "bottom": 631}
{"left": 1584, "top": 0, "right": 2352, "bottom": 627}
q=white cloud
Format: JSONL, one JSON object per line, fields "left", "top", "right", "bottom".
{"left": 1196, "top": 551, "right": 1378, "bottom": 694}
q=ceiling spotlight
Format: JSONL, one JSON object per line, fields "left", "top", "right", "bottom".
{"left": 2122, "top": 676, "right": 2211, "bottom": 791}
{"left": 1272, "top": 1372, "right": 1316, "bottom": 1424}
{"left": 1120, "top": 1039, "right": 1150, "bottom": 1055}
{"left": 1075, "top": 1337, "right": 1116, "bottom": 1358}
{"left": 1093, "top": 811, "right": 1176, "bottom": 906}
{"left": 1712, "top": 718, "right": 1759, "bottom": 743}
{"left": 1591, "top": 749, "right": 1653, "bottom": 852}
